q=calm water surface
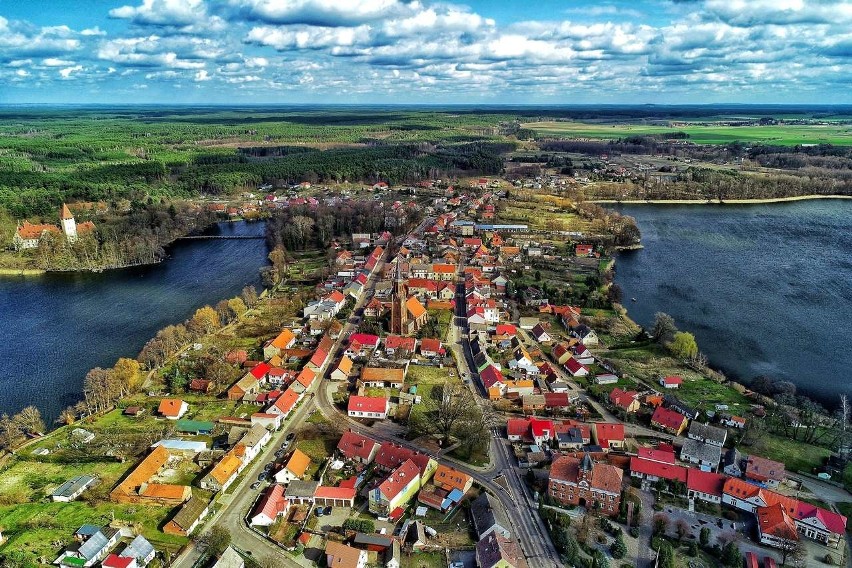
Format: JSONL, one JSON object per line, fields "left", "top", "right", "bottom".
{"left": 614, "top": 200, "right": 852, "bottom": 407}
{"left": 0, "top": 221, "right": 267, "bottom": 421}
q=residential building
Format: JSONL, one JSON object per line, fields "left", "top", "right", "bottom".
{"left": 745, "top": 455, "right": 786, "bottom": 487}
{"left": 651, "top": 406, "right": 689, "bottom": 435}
{"left": 609, "top": 388, "right": 640, "bottom": 413}
{"left": 687, "top": 422, "right": 727, "bottom": 447}
{"left": 369, "top": 459, "right": 422, "bottom": 515}
{"left": 680, "top": 438, "right": 723, "bottom": 471}
{"left": 336, "top": 430, "right": 381, "bottom": 464}
{"left": 348, "top": 395, "right": 389, "bottom": 419}
{"left": 157, "top": 399, "right": 188, "bottom": 420}
{"left": 51, "top": 475, "right": 97, "bottom": 502}
{"left": 475, "top": 532, "right": 528, "bottom": 568}
{"left": 250, "top": 484, "right": 289, "bottom": 526}
{"left": 471, "top": 491, "right": 511, "bottom": 539}
{"left": 275, "top": 449, "right": 311, "bottom": 484}
{"left": 325, "top": 540, "right": 367, "bottom": 568}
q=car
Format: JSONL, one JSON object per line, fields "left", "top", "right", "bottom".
{"left": 280, "top": 442, "right": 288, "bottom": 449}
{"left": 315, "top": 507, "right": 324, "bottom": 517}
{"left": 275, "top": 449, "right": 285, "bottom": 458}
{"left": 286, "top": 433, "right": 296, "bottom": 442}
{"left": 324, "top": 506, "right": 332, "bottom": 515}
{"left": 264, "top": 462, "right": 274, "bottom": 471}
{"left": 250, "top": 481, "right": 261, "bottom": 490}
{"left": 257, "top": 472, "right": 267, "bottom": 481}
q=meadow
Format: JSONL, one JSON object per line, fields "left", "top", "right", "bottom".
{"left": 522, "top": 119, "right": 852, "bottom": 146}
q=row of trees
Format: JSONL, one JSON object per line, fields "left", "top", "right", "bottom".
{"left": 0, "top": 406, "right": 46, "bottom": 452}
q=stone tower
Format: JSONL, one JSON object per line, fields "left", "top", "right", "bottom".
{"left": 390, "top": 260, "right": 408, "bottom": 335}
{"left": 60, "top": 203, "right": 77, "bottom": 242}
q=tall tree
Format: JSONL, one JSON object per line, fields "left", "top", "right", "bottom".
{"left": 13, "top": 406, "right": 45, "bottom": 435}
{"left": 241, "top": 285, "right": 258, "bottom": 308}
{"left": 188, "top": 306, "right": 220, "bottom": 336}
{"left": 112, "top": 357, "right": 143, "bottom": 395}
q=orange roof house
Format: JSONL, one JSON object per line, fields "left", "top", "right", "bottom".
{"left": 264, "top": 329, "right": 296, "bottom": 358}
{"left": 406, "top": 296, "right": 428, "bottom": 320}
{"left": 201, "top": 451, "right": 243, "bottom": 492}
{"left": 157, "top": 399, "right": 188, "bottom": 419}
{"left": 331, "top": 355, "right": 354, "bottom": 381}
{"left": 432, "top": 464, "right": 473, "bottom": 494}
{"left": 360, "top": 367, "right": 405, "bottom": 387}
{"left": 110, "top": 445, "right": 191, "bottom": 505}
{"left": 276, "top": 449, "right": 311, "bottom": 483}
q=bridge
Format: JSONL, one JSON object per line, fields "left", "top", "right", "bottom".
{"left": 178, "top": 235, "right": 265, "bottom": 240}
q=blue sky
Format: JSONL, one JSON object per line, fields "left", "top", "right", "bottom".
{"left": 1, "top": 0, "right": 850, "bottom": 104}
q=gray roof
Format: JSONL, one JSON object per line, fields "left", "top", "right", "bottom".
{"left": 285, "top": 480, "right": 319, "bottom": 499}
{"left": 688, "top": 422, "right": 727, "bottom": 445}
{"left": 240, "top": 423, "right": 269, "bottom": 448}
{"left": 680, "top": 438, "right": 722, "bottom": 466}
{"left": 78, "top": 528, "right": 116, "bottom": 561}
{"left": 353, "top": 532, "right": 394, "bottom": 547}
{"left": 53, "top": 475, "right": 96, "bottom": 499}
{"left": 120, "top": 535, "right": 155, "bottom": 562}
{"left": 171, "top": 496, "right": 210, "bottom": 531}
{"left": 211, "top": 546, "right": 245, "bottom": 568}
{"left": 470, "top": 492, "right": 511, "bottom": 539}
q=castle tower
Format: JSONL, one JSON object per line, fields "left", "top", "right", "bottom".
{"left": 390, "top": 260, "right": 408, "bottom": 335}
{"left": 60, "top": 203, "right": 77, "bottom": 242}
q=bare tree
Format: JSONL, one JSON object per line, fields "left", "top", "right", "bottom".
{"left": 13, "top": 406, "right": 45, "bottom": 435}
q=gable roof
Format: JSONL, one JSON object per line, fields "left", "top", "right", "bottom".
{"left": 361, "top": 366, "right": 405, "bottom": 384}
{"left": 253, "top": 484, "right": 288, "bottom": 521}
{"left": 687, "top": 469, "right": 726, "bottom": 497}
{"left": 480, "top": 365, "right": 505, "bottom": 389}
{"left": 270, "top": 329, "right": 296, "bottom": 349}
{"left": 158, "top": 399, "right": 185, "bottom": 417}
{"left": 630, "top": 456, "right": 688, "bottom": 482}
{"left": 325, "top": 540, "right": 364, "bottom": 568}
{"left": 273, "top": 388, "right": 300, "bottom": 414}
{"left": 209, "top": 452, "right": 242, "bottom": 485}
{"left": 651, "top": 406, "right": 688, "bottom": 430}
{"left": 378, "top": 459, "right": 420, "bottom": 499}
{"left": 432, "top": 464, "right": 472, "bottom": 493}
{"left": 170, "top": 496, "right": 210, "bottom": 531}
{"left": 348, "top": 395, "right": 388, "bottom": 414}
{"left": 406, "top": 296, "right": 427, "bottom": 319}
{"left": 337, "top": 430, "right": 380, "bottom": 461}
{"left": 285, "top": 449, "right": 311, "bottom": 478}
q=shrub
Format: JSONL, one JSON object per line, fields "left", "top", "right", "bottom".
{"left": 342, "top": 518, "right": 375, "bottom": 533}
{"left": 629, "top": 526, "right": 640, "bottom": 538}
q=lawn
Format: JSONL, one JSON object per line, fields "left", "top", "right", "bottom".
{"left": 406, "top": 364, "right": 457, "bottom": 386}
{"left": 401, "top": 551, "right": 447, "bottom": 568}
{"left": 741, "top": 432, "right": 832, "bottom": 475}
{"left": 522, "top": 120, "right": 852, "bottom": 146}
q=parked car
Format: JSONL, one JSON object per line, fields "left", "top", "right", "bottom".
{"left": 324, "top": 506, "right": 332, "bottom": 515}
{"left": 250, "top": 481, "right": 261, "bottom": 490}
{"left": 257, "top": 472, "right": 267, "bottom": 481}
{"left": 286, "top": 432, "right": 296, "bottom": 442}
{"left": 315, "top": 507, "right": 324, "bottom": 517}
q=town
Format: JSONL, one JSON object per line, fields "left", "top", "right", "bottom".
{"left": 0, "top": 177, "right": 848, "bottom": 568}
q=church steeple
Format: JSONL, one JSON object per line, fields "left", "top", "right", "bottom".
{"left": 390, "top": 258, "right": 408, "bottom": 335}
{"left": 60, "top": 203, "right": 77, "bottom": 241}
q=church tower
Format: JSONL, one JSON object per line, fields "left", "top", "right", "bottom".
{"left": 390, "top": 260, "right": 408, "bottom": 335}
{"left": 60, "top": 203, "right": 77, "bottom": 242}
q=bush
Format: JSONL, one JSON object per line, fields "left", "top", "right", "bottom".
{"left": 342, "top": 518, "right": 375, "bottom": 533}
{"left": 629, "top": 526, "right": 640, "bottom": 538}
{"left": 687, "top": 541, "right": 698, "bottom": 557}
{"left": 824, "top": 554, "right": 836, "bottom": 565}
{"left": 611, "top": 534, "right": 627, "bottom": 559}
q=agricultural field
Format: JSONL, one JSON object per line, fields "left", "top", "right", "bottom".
{"left": 522, "top": 120, "right": 852, "bottom": 146}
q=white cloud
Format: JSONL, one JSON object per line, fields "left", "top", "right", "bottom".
{"left": 110, "top": 0, "right": 208, "bottom": 26}
{"left": 194, "top": 69, "right": 211, "bottom": 81}
{"left": 59, "top": 65, "right": 84, "bottom": 78}
{"left": 42, "top": 58, "right": 75, "bottom": 67}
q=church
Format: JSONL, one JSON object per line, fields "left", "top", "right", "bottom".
{"left": 13, "top": 204, "right": 95, "bottom": 250}
{"left": 389, "top": 260, "right": 428, "bottom": 335}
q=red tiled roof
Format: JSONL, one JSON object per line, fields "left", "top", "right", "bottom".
{"left": 314, "top": 486, "right": 356, "bottom": 500}
{"left": 687, "top": 469, "right": 726, "bottom": 497}
{"left": 337, "top": 430, "right": 379, "bottom": 461}
{"left": 506, "top": 418, "right": 530, "bottom": 439}
{"left": 384, "top": 335, "right": 416, "bottom": 351}
{"left": 349, "top": 333, "right": 380, "bottom": 347}
{"left": 495, "top": 324, "right": 517, "bottom": 336}
{"left": 348, "top": 395, "right": 388, "bottom": 414}
{"left": 480, "top": 365, "right": 505, "bottom": 389}
{"left": 637, "top": 447, "right": 675, "bottom": 464}
{"left": 544, "top": 392, "right": 571, "bottom": 408}
{"left": 594, "top": 423, "right": 624, "bottom": 445}
{"left": 661, "top": 375, "right": 683, "bottom": 386}
{"left": 273, "top": 388, "right": 299, "bottom": 414}
{"left": 530, "top": 417, "right": 554, "bottom": 440}
{"left": 250, "top": 362, "right": 271, "bottom": 379}
{"left": 564, "top": 357, "right": 587, "bottom": 374}
{"left": 253, "top": 484, "right": 288, "bottom": 520}
{"left": 630, "top": 457, "right": 687, "bottom": 482}
{"left": 651, "top": 406, "right": 687, "bottom": 431}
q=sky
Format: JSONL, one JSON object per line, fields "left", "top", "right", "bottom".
{"left": 0, "top": 0, "right": 850, "bottom": 105}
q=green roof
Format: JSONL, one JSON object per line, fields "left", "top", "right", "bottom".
{"left": 62, "top": 557, "right": 87, "bottom": 567}
{"left": 176, "top": 420, "right": 214, "bottom": 433}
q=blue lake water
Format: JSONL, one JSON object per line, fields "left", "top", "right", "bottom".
{"left": 0, "top": 221, "right": 267, "bottom": 422}
{"left": 613, "top": 200, "right": 852, "bottom": 407}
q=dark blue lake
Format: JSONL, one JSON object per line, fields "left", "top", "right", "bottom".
{"left": 0, "top": 221, "right": 267, "bottom": 422}
{"left": 614, "top": 200, "right": 852, "bottom": 407}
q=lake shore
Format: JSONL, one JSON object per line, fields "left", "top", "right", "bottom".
{"left": 0, "top": 267, "right": 46, "bottom": 276}
{"left": 591, "top": 194, "right": 852, "bottom": 205}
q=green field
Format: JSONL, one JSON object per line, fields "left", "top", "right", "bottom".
{"left": 523, "top": 120, "right": 852, "bottom": 146}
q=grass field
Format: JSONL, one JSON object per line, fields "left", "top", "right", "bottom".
{"left": 523, "top": 120, "right": 852, "bottom": 146}
{"left": 741, "top": 432, "right": 831, "bottom": 475}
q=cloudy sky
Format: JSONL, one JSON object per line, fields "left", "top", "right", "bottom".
{"left": 1, "top": 0, "right": 850, "bottom": 104}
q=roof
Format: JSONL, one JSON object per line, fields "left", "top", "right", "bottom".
{"left": 349, "top": 333, "right": 380, "bottom": 347}
{"left": 325, "top": 540, "right": 364, "bottom": 568}
{"left": 212, "top": 546, "right": 245, "bottom": 568}
{"left": 378, "top": 459, "right": 420, "bottom": 499}
{"left": 506, "top": 418, "right": 530, "bottom": 439}
{"left": 471, "top": 491, "right": 511, "bottom": 537}
{"left": 336, "top": 356, "right": 354, "bottom": 375}
{"left": 594, "top": 422, "right": 625, "bottom": 445}
{"left": 120, "top": 535, "right": 155, "bottom": 562}
{"left": 140, "top": 483, "right": 189, "bottom": 501}
{"left": 681, "top": 438, "right": 722, "bottom": 465}
{"left": 480, "top": 365, "right": 505, "bottom": 389}
{"left": 746, "top": 455, "right": 786, "bottom": 482}
{"left": 353, "top": 532, "right": 394, "bottom": 548}
{"left": 16, "top": 221, "right": 60, "bottom": 239}
{"left": 52, "top": 474, "right": 96, "bottom": 498}
{"left": 758, "top": 503, "right": 799, "bottom": 542}
{"left": 661, "top": 375, "right": 683, "bottom": 386}
{"left": 170, "top": 495, "right": 210, "bottom": 531}
{"left": 250, "top": 362, "right": 271, "bottom": 379}
{"left": 630, "top": 456, "right": 688, "bottom": 482}
{"left": 651, "top": 406, "right": 688, "bottom": 430}
{"left": 158, "top": 398, "right": 185, "bottom": 417}
{"left": 361, "top": 367, "right": 405, "bottom": 384}
{"left": 176, "top": 419, "right": 214, "bottom": 433}
{"left": 337, "top": 430, "right": 380, "bottom": 461}
{"left": 285, "top": 449, "right": 311, "bottom": 477}
{"left": 564, "top": 357, "right": 587, "bottom": 374}
{"left": 433, "top": 464, "right": 472, "bottom": 493}
{"left": 420, "top": 338, "right": 442, "bottom": 353}
{"left": 550, "top": 454, "right": 623, "bottom": 494}
{"left": 102, "top": 554, "right": 134, "bottom": 568}
{"left": 384, "top": 335, "right": 416, "bottom": 351}
{"left": 285, "top": 479, "right": 320, "bottom": 499}
{"left": 529, "top": 417, "right": 554, "bottom": 439}
{"left": 209, "top": 452, "right": 242, "bottom": 485}
{"left": 314, "top": 485, "right": 357, "bottom": 500}
{"left": 348, "top": 395, "right": 388, "bottom": 414}
{"left": 637, "top": 447, "right": 675, "bottom": 464}
{"left": 270, "top": 329, "right": 296, "bottom": 349}
{"left": 374, "top": 441, "right": 431, "bottom": 473}
{"left": 273, "top": 388, "right": 300, "bottom": 414}
{"left": 61, "top": 203, "right": 74, "bottom": 220}
{"left": 495, "top": 324, "right": 517, "bottom": 336}
{"left": 475, "top": 532, "right": 528, "bottom": 568}
{"left": 296, "top": 367, "right": 316, "bottom": 388}
{"left": 253, "top": 484, "right": 288, "bottom": 520}
{"left": 544, "top": 392, "right": 571, "bottom": 408}
{"left": 609, "top": 388, "right": 638, "bottom": 409}
{"left": 78, "top": 528, "right": 116, "bottom": 561}
{"left": 688, "top": 422, "right": 727, "bottom": 445}
{"left": 113, "top": 445, "right": 170, "bottom": 497}
{"left": 687, "top": 469, "right": 726, "bottom": 497}
{"left": 406, "top": 296, "right": 428, "bottom": 319}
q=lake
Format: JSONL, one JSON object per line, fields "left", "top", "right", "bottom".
{"left": 0, "top": 221, "right": 268, "bottom": 422}
{"left": 614, "top": 200, "right": 852, "bottom": 407}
